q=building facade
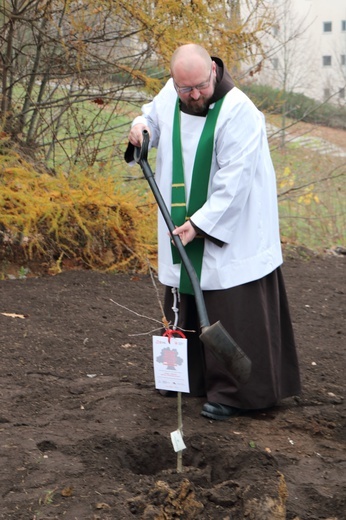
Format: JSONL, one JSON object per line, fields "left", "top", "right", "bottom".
{"left": 254, "top": 0, "right": 346, "bottom": 103}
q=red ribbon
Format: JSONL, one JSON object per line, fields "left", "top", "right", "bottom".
{"left": 163, "top": 329, "right": 186, "bottom": 342}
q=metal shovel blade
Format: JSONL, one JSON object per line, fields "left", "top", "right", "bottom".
{"left": 200, "top": 321, "right": 252, "bottom": 385}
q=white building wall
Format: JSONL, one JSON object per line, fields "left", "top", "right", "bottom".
{"left": 253, "top": 0, "right": 346, "bottom": 103}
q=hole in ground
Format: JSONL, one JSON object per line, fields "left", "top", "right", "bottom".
{"left": 71, "top": 431, "right": 278, "bottom": 483}
{"left": 75, "top": 431, "right": 177, "bottom": 476}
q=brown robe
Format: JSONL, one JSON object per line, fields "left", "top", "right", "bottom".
{"left": 163, "top": 267, "right": 301, "bottom": 409}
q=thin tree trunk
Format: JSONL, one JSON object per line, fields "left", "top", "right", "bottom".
{"left": 21, "top": 17, "right": 48, "bottom": 133}
{"left": 1, "top": 17, "right": 14, "bottom": 121}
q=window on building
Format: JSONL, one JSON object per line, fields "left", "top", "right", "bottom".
{"left": 323, "top": 88, "right": 330, "bottom": 100}
{"left": 339, "top": 88, "right": 345, "bottom": 99}
{"left": 341, "top": 55, "right": 346, "bottom": 66}
{"left": 322, "top": 55, "right": 332, "bottom": 66}
{"left": 271, "top": 58, "right": 279, "bottom": 70}
{"left": 323, "top": 21, "right": 332, "bottom": 32}
{"left": 272, "top": 25, "right": 279, "bottom": 36}
{"left": 342, "top": 20, "right": 346, "bottom": 32}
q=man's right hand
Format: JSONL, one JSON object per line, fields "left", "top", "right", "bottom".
{"left": 128, "top": 123, "right": 150, "bottom": 147}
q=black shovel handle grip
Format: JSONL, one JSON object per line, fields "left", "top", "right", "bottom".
{"left": 134, "top": 130, "right": 210, "bottom": 330}
{"left": 133, "top": 129, "right": 149, "bottom": 163}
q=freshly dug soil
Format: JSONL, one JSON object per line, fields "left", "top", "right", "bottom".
{"left": 0, "top": 252, "right": 345, "bottom": 520}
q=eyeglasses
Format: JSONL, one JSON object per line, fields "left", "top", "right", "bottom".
{"left": 173, "top": 67, "right": 213, "bottom": 95}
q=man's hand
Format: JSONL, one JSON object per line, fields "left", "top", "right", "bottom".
{"left": 172, "top": 221, "right": 197, "bottom": 246}
{"left": 128, "top": 123, "right": 150, "bottom": 147}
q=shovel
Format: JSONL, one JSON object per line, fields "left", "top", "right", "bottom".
{"left": 134, "top": 130, "right": 251, "bottom": 385}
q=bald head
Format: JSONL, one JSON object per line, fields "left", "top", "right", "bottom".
{"left": 170, "top": 44, "right": 211, "bottom": 77}
{"left": 170, "top": 44, "right": 216, "bottom": 115}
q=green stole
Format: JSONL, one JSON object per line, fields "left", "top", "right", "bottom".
{"left": 171, "top": 97, "right": 224, "bottom": 294}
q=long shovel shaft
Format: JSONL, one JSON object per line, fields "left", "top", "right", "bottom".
{"left": 135, "top": 143, "right": 210, "bottom": 330}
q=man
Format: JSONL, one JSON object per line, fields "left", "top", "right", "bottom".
{"left": 125, "top": 43, "right": 301, "bottom": 420}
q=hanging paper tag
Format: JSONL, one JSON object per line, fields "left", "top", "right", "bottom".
{"left": 152, "top": 335, "right": 190, "bottom": 393}
{"left": 170, "top": 429, "right": 187, "bottom": 452}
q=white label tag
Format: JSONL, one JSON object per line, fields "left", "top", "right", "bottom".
{"left": 170, "top": 429, "right": 187, "bottom": 452}
{"left": 152, "top": 335, "right": 190, "bottom": 393}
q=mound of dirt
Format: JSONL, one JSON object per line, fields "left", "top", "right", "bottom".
{"left": 0, "top": 253, "right": 345, "bottom": 519}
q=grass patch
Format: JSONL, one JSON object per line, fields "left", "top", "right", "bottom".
{"left": 271, "top": 135, "right": 345, "bottom": 250}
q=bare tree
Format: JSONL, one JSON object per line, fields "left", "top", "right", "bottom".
{"left": 0, "top": 0, "right": 273, "bottom": 170}
{"left": 252, "top": 0, "right": 317, "bottom": 146}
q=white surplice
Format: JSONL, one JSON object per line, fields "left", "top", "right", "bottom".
{"left": 132, "top": 79, "right": 283, "bottom": 291}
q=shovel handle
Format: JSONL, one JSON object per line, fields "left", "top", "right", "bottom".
{"left": 133, "top": 129, "right": 149, "bottom": 163}
{"left": 134, "top": 130, "right": 210, "bottom": 330}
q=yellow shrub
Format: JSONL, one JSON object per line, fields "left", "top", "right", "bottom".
{"left": 0, "top": 151, "right": 157, "bottom": 274}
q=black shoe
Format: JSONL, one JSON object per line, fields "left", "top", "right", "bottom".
{"left": 158, "top": 390, "right": 177, "bottom": 398}
{"left": 201, "top": 402, "right": 241, "bottom": 421}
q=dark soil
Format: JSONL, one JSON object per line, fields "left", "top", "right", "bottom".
{"left": 0, "top": 251, "right": 345, "bottom": 520}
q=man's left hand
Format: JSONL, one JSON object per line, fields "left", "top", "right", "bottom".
{"left": 172, "top": 221, "right": 197, "bottom": 246}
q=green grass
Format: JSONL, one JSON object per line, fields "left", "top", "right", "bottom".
{"left": 269, "top": 129, "right": 345, "bottom": 250}
{"left": 42, "top": 99, "right": 135, "bottom": 170}
{"left": 10, "top": 83, "right": 138, "bottom": 170}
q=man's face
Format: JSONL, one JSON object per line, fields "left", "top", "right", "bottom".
{"left": 172, "top": 61, "right": 217, "bottom": 114}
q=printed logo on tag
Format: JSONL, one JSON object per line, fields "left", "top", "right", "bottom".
{"left": 152, "top": 336, "right": 190, "bottom": 393}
